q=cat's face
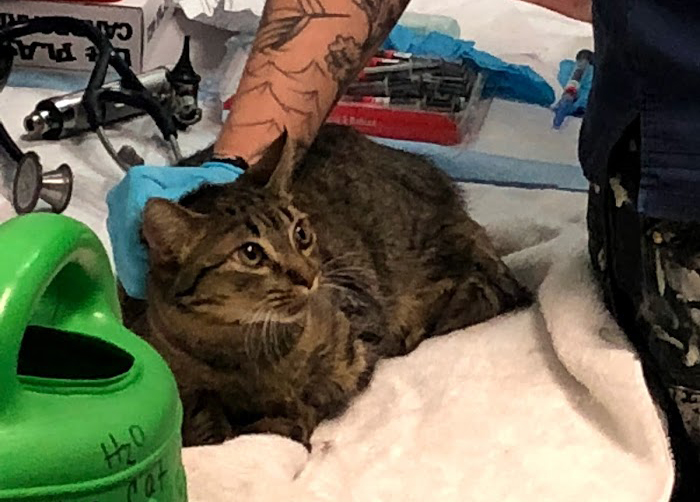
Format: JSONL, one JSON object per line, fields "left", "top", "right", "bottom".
{"left": 143, "top": 187, "right": 321, "bottom": 318}
{"left": 140, "top": 130, "right": 328, "bottom": 363}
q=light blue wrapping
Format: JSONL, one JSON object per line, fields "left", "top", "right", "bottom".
{"left": 383, "top": 25, "right": 556, "bottom": 107}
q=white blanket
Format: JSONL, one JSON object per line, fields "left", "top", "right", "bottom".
{"left": 181, "top": 184, "right": 674, "bottom": 502}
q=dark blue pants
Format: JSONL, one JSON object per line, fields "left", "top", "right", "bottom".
{"left": 587, "top": 120, "right": 700, "bottom": 499}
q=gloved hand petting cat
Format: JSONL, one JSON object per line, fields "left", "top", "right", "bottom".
{"left": 111, "top": 125, "right": 532, "bottom": 449}
{"left": 106, "top": 160, "right": 245, "bottom": 299}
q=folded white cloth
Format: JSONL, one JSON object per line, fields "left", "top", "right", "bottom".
{"left": 181, "top": 184, "right": 674, "bottom": 502}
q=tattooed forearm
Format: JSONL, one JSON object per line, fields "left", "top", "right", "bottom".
{"left": 254, "top": 0, "right": 351, "bottom": 53}
{"left": 213, "top": 0, "right": 411, "bottom": 165}
{"left": 325, "top": 35, "right": 363, "bottom": 83}
{"left": 351, "top": 0, "right": 404, "bottom": 51}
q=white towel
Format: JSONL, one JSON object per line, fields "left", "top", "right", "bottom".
{"left": 181, "top": 184, "right": 674, "bottom": 502}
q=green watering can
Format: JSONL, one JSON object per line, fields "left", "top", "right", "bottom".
{"left": 0, "top": 213, "right": 187, "bottom": 502}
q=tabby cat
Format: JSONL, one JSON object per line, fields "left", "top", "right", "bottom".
{"left": 119, "top": 124, "right": 531, "bottom": 448}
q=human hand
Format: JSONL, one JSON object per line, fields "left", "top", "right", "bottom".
{"left": 106, "top": 161, "right": 244, "bottom": 300}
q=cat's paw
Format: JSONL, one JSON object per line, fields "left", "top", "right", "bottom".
{"left": 182, "top": 409, "right": 231, "bottom": 447}
{"left": 181, "top": 390, "right": 233, "bottom": 447}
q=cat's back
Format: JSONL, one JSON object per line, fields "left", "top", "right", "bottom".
{"left": 291, "top": 125, "right": 464, "bottom": 224}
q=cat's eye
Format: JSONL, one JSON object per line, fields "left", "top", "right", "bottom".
{"left": 238, "top": 243, "right": 266, "bottom": 267}
{"left": 293, "top": 220, "right": 313, "bottom": 250}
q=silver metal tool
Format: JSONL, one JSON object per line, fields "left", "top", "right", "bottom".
{"left": 0, "top": 146, "right": 73, "bottom": 215}
{"left": 23, "top": 67, "right": 171, "bottom": 141}
{"left": 0, "top": 38, "right": 72, "bottom": 214}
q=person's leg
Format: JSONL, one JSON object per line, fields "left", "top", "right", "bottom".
{"left": 587, "top": 119, "right": 700, "bottom": 499}
{"left": 640, "top": 218, "right": 700, "bottom": 444}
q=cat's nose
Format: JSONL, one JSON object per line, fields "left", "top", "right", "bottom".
{"left": 287, "top": 268, "right": 317, "bottom": 289}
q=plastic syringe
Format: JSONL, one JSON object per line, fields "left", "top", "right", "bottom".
{"left": 552, "top": 49, "right": 593, "bottom": 129}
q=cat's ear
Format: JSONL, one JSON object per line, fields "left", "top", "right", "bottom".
{"left": 142, "top": 198, "right": 206, "bottom": 265}
{"left": 245, "top": 128, "right": 299, "bottom": 194}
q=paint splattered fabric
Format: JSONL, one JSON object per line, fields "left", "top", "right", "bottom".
{"left": 586, "top": 120, "right": 700, "bottom": 496}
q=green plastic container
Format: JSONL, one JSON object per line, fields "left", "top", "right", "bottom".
{"left": 0, "top": 213, "right": 187, "bottom": 502}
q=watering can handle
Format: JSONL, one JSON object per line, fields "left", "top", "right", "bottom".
{"left": 0, "top": 213, "right": 121, "bottom": 416}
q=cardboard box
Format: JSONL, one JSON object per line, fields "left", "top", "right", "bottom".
{"left": 0, "top": 0, "right": 174, "bottom": 72}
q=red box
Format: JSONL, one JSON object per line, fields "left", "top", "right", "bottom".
{"left": 327, "top": 103, "right": 464, "bottom": 145}
{"left": 223, "top": 95, "right": 492, "bottom": 146}
{"left": 222, "top": 63, "right": 493, "bottom": 146}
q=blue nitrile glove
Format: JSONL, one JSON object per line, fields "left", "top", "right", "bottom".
{"left": 106, "top": 161, "right": 244, "bottom": 300}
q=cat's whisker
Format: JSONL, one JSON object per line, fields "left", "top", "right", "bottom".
{"left": 323, "top": 267, "right": 372, "bottom": 279}
{"left": 243, "top": 313, "right": 258, "bottom": 360}
{"left": 266, "top": 311, "right": 283, "bottom": 363}
{"left": 323, "top": 273, "right": 369, "bottom": 289}
{"left": 275, "top": 312, "right": 289, "bottom": 361}
{"left": 246, "top": 299, "right": 268, "bottom": 321}
{"left": 243, "top": 312, "right": 256, "bottom": 359}
{"left": 326, "top": 265, "right": 370, "bottom": 273}
{"left": 322, "top": 268, "right": 367, "bottom": 280}
{"left": 272, "top": 325, "right": 283, "bottom": 362}
{"left": 260, "top": 311, "right": 271, "bottom": 362}
{"left": 267, "top": 294, "right": 293, "bottom": 306}
{"left": 245, "top": 304, "right": 268, "bottom": 361}
{"left": 266, "top": 290, "right": 288, "bottom": 301}
{"left": 322, "top": 275, "right": 388, "bottom": 303}
{"left": 254, "top": 313, "right": 271, "bottom": 361}
{"left": 324, "top": 271, "right": 374, "bottom": 286}
{"left": 321, "top": 252, "right": 363, "bottom": 269}
{"left": 266, "top": 313, "right": 277, "bottom": 361}
{"left": 321, "top": 282, "right": 355, "bottom": 296}
{"left": 263, "top": 310, "right": 283, "bottom": 363}
{"left": 324, "top": 278, "right": 367, "bottom": 292}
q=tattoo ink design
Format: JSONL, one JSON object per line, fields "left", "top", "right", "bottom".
{"left": 321, "top": 0, "right": 408, "bottom": 91}
{"left": 351, "top": 0, "right": 403, "bottom": 51}
{"left": 221, "top": 0, "right": 410, "bottom": 164}
{"left": 231, "top": 60, "right": 327, "bottom": 145}
{"left": 254, "top": 0, "right": 351, "bottom": 53}
{"left": 325, "top": 35, "right": 363, "bottom": 83}
{"left": 245, "top": 60, "right": 328, "bottom": 83}
{"left": 350, "top": 0, "right": 380, "bottom": 20}
{"left": 370, "top": 3, "right": 402, "bottom": 49}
